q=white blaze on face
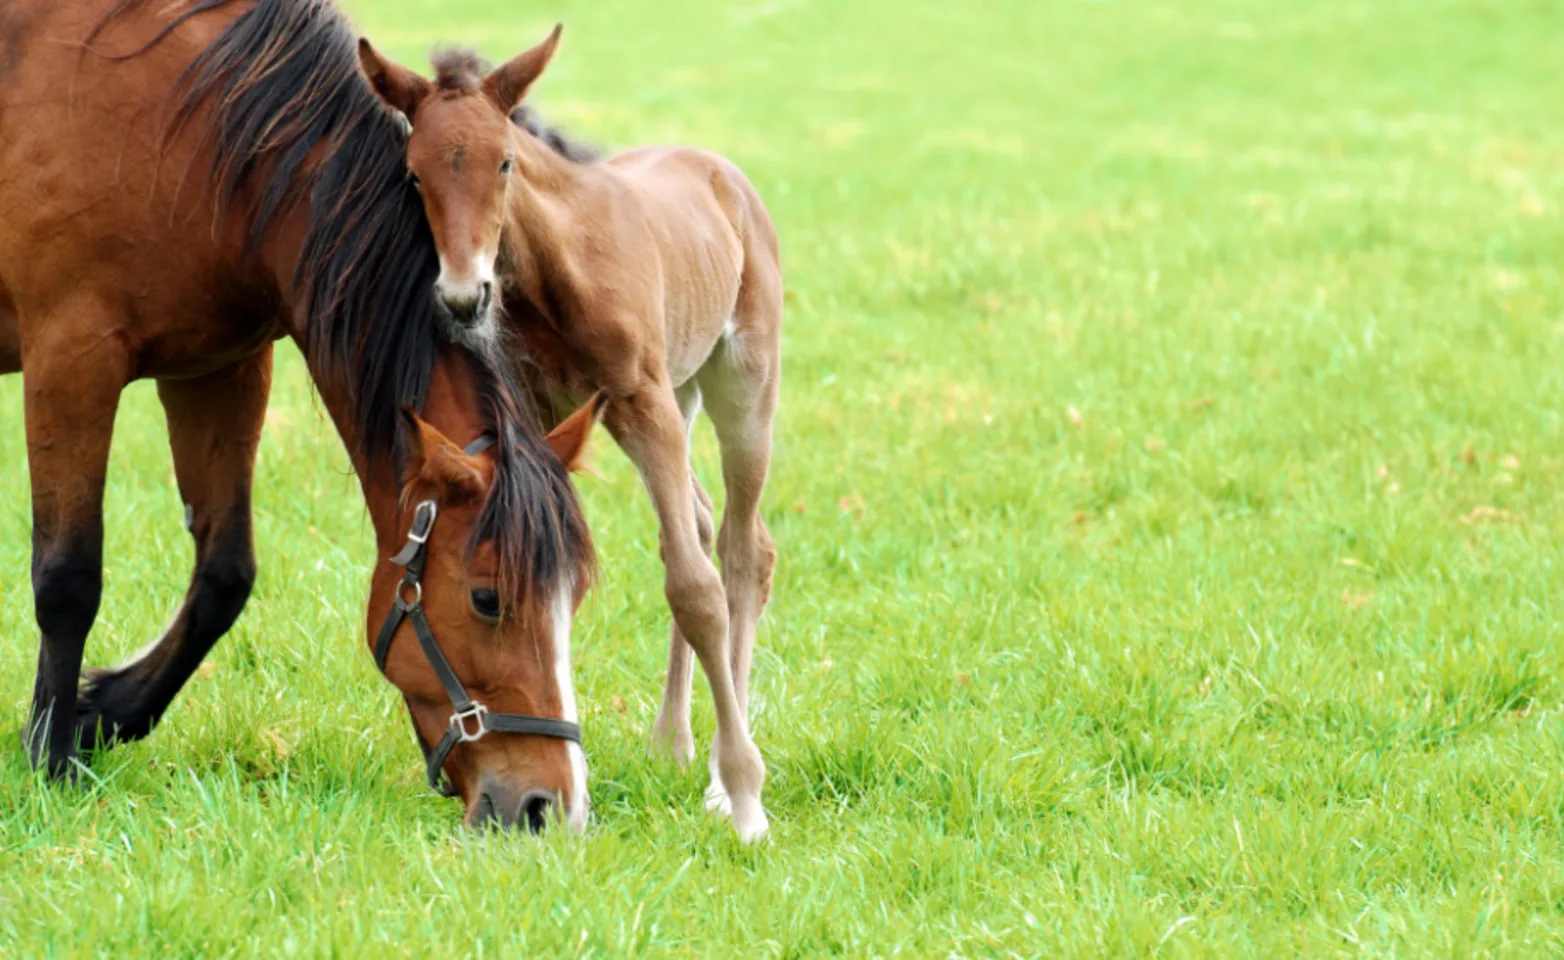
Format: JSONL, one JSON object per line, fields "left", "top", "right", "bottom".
{"left": 552, "top": 583, "right": 589, "bottom": 832}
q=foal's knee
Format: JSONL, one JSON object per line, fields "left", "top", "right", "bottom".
{"left": 32, "top": 543, "right": 102, "bottom": 641}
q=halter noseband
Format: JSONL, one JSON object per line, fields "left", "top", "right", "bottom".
{"left": 373, "top": 433, "right": 582, "bottom": 796}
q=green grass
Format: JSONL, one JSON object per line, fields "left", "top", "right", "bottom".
{"left": 5, "top": 0, "right": 1564, "bottom": 954}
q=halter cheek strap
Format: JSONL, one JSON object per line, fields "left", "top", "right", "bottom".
{"left": 373, "top": 433, "right": 581, "bottom": 796}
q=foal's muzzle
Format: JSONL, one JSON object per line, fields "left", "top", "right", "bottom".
{"left": 434, "top": 279, "right": 493, "bottom": 329}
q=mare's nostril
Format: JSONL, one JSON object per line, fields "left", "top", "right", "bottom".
{"left": 519, "top": 789, "right": 556, "bottom": 834}
{"left": 473, "top": 792, "right": 499, "bottom": 829}
{"left": 477, "top": 281, "right": 493, "bottom": 315}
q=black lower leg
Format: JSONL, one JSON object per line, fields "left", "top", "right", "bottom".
{"left": 26, "top": 534, "right": 103, "bottom": 779}
{"left": 77, "top": 524, "right": 255, "bottom": 750}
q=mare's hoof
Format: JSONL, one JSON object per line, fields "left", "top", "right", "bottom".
{"left": 19, "top": 727, "right": 82, "bottom": 786}
{"left": 74, "top": 667, "right": 155, "bottom": 753}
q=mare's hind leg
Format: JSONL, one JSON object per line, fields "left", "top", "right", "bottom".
{"left": 649, "top": 381, "right": 715, "bottom": 766}
{"left": 604, "top": 378, "right": 768, "bottom": 841}
{"left": 20, "top": 298, "right": 133, "bottom": 778}
{"left": 696, "top": 314, "right": 781, "bottom": 814}
{"left": 77, "top": 347, "right": 271, "bottom": 750}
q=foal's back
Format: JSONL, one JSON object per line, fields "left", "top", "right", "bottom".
{"left": 602, "top": 146, "right": 780, "bottom": 383}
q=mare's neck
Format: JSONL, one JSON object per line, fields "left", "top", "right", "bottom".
{"left": 296, "top": 347, "right": 484, "bottom": 555}
{"left": 265, "top": 200, "right": 479, "bottom": 553}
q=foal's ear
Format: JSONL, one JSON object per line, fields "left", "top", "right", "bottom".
{"left": 399, "top": 407, "right": 490, "bottom": 505}
{"left": 358, "top": 38, "right": 433, "bottom": 118}
{"left": 483, "top": 24, "right": 563, "bottom": 113}
{"left": 545, "top": 391, "right": 607, "bottom": 474}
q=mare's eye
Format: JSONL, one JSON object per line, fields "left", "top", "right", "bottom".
{"left": 470, "top": 588, "right": 501, "bottom": 622}
{"left": 499, "top": 158, "right": 513, "bottom": 176}
{"left": 409, "top": 172, "right": 422, "bottom": 190}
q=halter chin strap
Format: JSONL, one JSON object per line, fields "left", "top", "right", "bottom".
{"left": 373, "top": 433, "right": 581, "bottom": 796}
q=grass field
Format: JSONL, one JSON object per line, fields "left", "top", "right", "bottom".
{"left": 5, "top": 0, "right": 1564, "bottom": 954}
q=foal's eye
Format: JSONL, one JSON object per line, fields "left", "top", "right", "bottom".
{"left": 409, "top": 172, "right": 422, "bottom": 190}
{"left": 470, "top": 588, "right": 501, "bottom": 621}
{"left": 499, "top": 158, "right": 513, "bottom": 176}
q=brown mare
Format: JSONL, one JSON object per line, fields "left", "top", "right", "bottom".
{"left": 359, "top": 26, "right": 784, "bottom": 842}
{"left": 0, "top": 0, "right": 602, "bottom": 833}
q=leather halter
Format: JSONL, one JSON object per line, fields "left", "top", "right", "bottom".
{"left": 373, "top": 433, "right": 582, "bottom": 796}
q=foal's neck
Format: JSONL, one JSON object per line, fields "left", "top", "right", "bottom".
{"left": 498, "top": 128, "right": 598, "bottom": 319}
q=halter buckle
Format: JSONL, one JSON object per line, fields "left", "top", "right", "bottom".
{"left": 406, "top": 500, "right": 438, "bottom": 545}
{"left": 450, "top": 703, "right": 490, "bottom": 743}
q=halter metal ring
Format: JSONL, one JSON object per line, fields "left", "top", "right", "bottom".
{"left": 396, "top": 578, "right": 422, "bottom": 608}
{"left": 451, "top": 703, "right": 490, "bottom": 743}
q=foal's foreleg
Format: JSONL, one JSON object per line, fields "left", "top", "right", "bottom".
{"left": 21, "top": 304, "right": 132, "bottom": 779}
{"left": 650, "top": 382, "right": 714, "bottom": 766}
{"left": 606, "top": 380, "right": 769, "bottom": 841}
{"left": 77, "top": 348, "right": 272, "bottom": 750}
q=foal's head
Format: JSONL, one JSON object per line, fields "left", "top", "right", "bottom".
{"left": 371, "top": 394, "right": 602, "bottom": 833}
{"left": 357, "top": 27, "right": 562, "bottom": 344}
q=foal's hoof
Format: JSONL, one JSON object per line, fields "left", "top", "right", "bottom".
{"left": 648, "top": 717, "right": 695, "bottom": 767}
{"left": 728, "top": 794, "right": 770, "bottom": 844}
{"left": 704, "top": 779, "right": 732, "bottom": 816}
{"left": 705, "top": 781, "right": 769, "bottom": 843}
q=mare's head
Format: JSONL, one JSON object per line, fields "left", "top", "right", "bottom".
{"left": 357, "top": 27, "right": 563, "bottom": 344}
{"left": 369, "top": 385, "right": 604, "bottom": 833}
{"left": 145, "top": 0, "right": 600, "bottom": 832}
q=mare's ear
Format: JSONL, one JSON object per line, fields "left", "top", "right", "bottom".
{"left": 358, "top": 38, "right": 433, "bottom": 118}
{"left": 399, "top": 407, "right": 490, "bottom": 505}
{"left": 482, "top": 24, "right": 562, "bottom": 113}
{"left": 544, "top": 391, "right": 607, "bottom": 473}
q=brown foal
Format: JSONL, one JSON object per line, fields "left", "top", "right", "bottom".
{"left": 0, "top": 0, "right": 600, "bottom": 832}
{"left": 359, "top": 27, "right": 784, "bottom": 841}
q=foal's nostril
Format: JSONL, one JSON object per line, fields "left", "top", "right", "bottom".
{"left": 478, "top": 280, "right": 493, "bottom": 313}
{"left": 438, "top": 294, "right": 477, "bottom": 326}
{"left": 519, "top": 789, "right": 556, "bottom": 834}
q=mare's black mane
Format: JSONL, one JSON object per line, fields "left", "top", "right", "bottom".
{"left": 96, "top": 0, "right": 592, "bottom": 596}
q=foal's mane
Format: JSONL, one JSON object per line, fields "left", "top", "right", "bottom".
{"left": 92, "top": 0, "right": 592, "bottom": 598}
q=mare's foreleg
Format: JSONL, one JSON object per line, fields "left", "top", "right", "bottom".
{"left": 77, "top": 348, "right": 271, "bottom": 749}
{"left": 21, "top": 297, "right": 132, "bottom": 779}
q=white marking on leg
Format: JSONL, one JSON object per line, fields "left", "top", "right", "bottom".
{"left": 552, "top": 584, "right": 589, "bottom": 832}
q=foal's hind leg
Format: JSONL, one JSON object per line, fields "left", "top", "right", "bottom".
{"left": 649, "top": 381, "right": 715, "bottom": 766}
{"left": 20, "top": 300, "right": 132, "bottom": 779}
{"left": 75, "top": 348, "right": 272, "bottom": 749}
{"left": 605, "top": 379, "right": 768, "bottom": 841}
{"left": 696, "top": 323, "right": 780, "bottom": 814}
